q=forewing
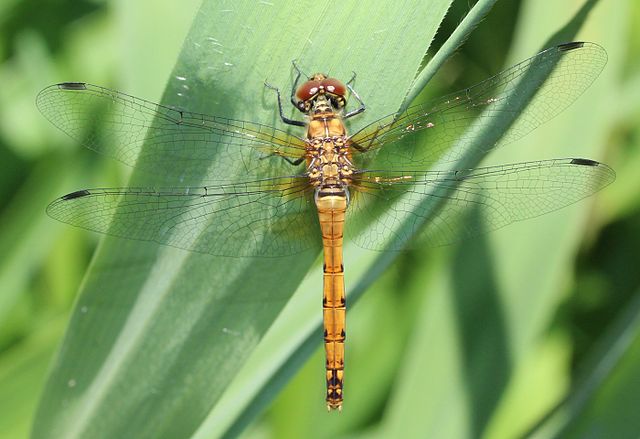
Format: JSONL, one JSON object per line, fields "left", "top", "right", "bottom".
{"left": 349, "top": 42, "right": 607, "bottom": 169}
{"left": 46, "top": 177, "right": 320, "bottom": 257}
{"left": 347, "top": 158, "right": 615, "bottom": 251}
{"left": 36, "top": 83, "right": 307, "bottom": 184}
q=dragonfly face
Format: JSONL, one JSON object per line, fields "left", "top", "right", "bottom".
{"left": 294, "top": 73, "right": 347, "bottom": 113}
{"left": 38, "top": 41, "right": 614, "bottom": 411}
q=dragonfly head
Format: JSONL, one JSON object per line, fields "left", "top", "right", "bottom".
{"left": 294, "top": 73, "right": 347, "bottom": 114}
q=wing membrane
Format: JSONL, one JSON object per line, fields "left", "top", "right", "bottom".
{"left": 36, "top": 83, "right": 307, "bottom": 183}
{"left": 350, "top": 42, "right": 607, "bottom": 169}
{"left": 347, "top": 158, "right": 615, "bottom": 251}
{"left": 41, "top": 42, "right": 614, "bottom": 257}
{"left": 47, "top": 177, "right": 320, "bottom": 257}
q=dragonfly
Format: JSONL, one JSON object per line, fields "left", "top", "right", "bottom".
{"left": 38, "top": 41, "right": 614, "bottom": 411}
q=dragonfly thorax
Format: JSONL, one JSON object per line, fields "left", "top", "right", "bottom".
{"left": 305, "top": 98, "right": 353, "bottom": 188}
{"left": 307, "top": 135, "right": 354, "bottom": 189}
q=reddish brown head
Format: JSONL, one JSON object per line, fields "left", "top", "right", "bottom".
{"left": 294, "top": 73, "right": 347, "bottom": 113}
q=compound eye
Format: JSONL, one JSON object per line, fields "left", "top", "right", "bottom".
{"left": 320, "top": 78, "right": 346, "bottom": 97}
{"left": 296, "top": 80, "right": 322, "bottom": 101}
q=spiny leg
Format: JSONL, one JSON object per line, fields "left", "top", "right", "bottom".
{"left": 346, "top": 70, "right": 357, "bottom": 87}
{"left": 259, "top": 151, "right": 306, "bottom": 166}
{"left": 264, "top": 81, "right": 306, "bottom": 127}
{"left": 344, "top": 72, "right": 366, "bottom": 119}
{"left": 290, "top": 60, "right": 307, "bottom": 109}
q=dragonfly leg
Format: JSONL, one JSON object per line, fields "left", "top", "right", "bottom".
{"left": 264, "top": 82, "right": 306, "bottom": 127}
{"left": 259, "top": 151, "right": 306, "bottom": 166}
{"left": 350, "top": 125, "right": 379, "bottom": 152}
{"left": 290, "top": 60, "right": 306, "bottom": 109}
{"left": 344, "top": 82, "right": 366, "bottom": 119}
{"left": 346, "top": 70, "right": 357, "bottom": 87}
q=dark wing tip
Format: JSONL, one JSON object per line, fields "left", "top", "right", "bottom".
{"left": 569, "top": 158, "right": 599, "bottom": 166}
{"left": 557, "top": 41, "right": 585, "bottom": 52}
{"left": 568, "top": 158, "right": 616, "bottom": 187}
{"left": 57, "top": 82, "right": 88, "bottom": 91}
{"left": 61, "top": 189, "right": 92, "bottom": 200}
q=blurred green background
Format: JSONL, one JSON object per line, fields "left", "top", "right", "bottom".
{"left": 1, "top": 0, "right": 639, "bottom": 438}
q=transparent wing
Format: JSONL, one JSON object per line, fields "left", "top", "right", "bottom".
{"left": 36, "top": 83, "right": 307, "bottom": 184}
{"left": 349, "top": 42, "right": 607, "bottom": 169}
{"left": 46, "top": 177, "right": 320, "bottom": 257}
{"left": 347, "top": 158, "right": 615, "bottom": 251}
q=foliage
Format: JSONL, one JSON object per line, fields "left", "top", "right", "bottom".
{"left": 0, "top": 0, "right": 639, "bottom": 438}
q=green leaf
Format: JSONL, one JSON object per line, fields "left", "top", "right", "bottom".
{"left": 31, "top": 1, "right": 453, "bottom": 438}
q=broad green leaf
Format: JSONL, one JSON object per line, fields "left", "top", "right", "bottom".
{"left": 32, "top": 1, "right": 452, "bottom": 438}
{"left": 201, "top": 0, "right": 536, "bottom": 432}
